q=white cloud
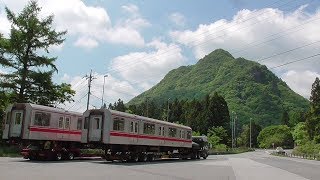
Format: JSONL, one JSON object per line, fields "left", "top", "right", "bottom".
{"left": 0, "top": 0, "right": 150, "bottom": 49}
{"left": 169, "top": 5, "right": 320, "bottom": 98}
{"left": 109, "top": 39, "right": 186, "bottom": 91}
{"left": 74, "top": 37, "right": 99, "bottom": 49}
{"left": 281, "top": 70, "right": 320, "bottom": 98}
{"left": 169, "top": 12, "right": 186, "bottom": 27}
{"left": 170, "top": 5, "right": 320, "bottom": 72}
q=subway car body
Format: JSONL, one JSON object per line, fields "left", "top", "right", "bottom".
{"left": 2, "top": 103, "right": 83, "bottom": 160}
{"left": 82, "top": 109, "right": 208, "bottom": 161}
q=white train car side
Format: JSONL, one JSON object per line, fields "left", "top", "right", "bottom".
{"left": 2, "top": 103, "right": 83, "bottom": 160}
{"left": 82, "top": 109, "right": 204, "bottom": 161}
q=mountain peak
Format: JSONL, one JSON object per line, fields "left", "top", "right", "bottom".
{"left": 197, "top": 49, "right": 234, "bottom": 65}
{"left": 128, "top": 49, "right": 308, "bottom": 127}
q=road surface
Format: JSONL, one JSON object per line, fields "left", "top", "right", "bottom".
{"left": 1, "top": 150, "right": 320, "bottom": 180}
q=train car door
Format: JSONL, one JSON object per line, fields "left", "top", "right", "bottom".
{"left": 2, "top": 112, "right": 10, "bottom": 139}
{"left": 9, "top": 110, "right": 23, "bottom": 137}
{"left": 81, "top": 117, "right": 88, "bottom": 143}
{"left": 160, "top": 126, "right": 165, "bottom": 145}
{"left": 130, "top": 121, "right": 139, "bottom": 143}
{"left": 64, "top": 116, "right": 71, "bottom": 140}
{"left": 88, "top": 115, "right": 102, "bottom": 142}
{"left": 58, "top": 116, "right": 64, "bottom": 139}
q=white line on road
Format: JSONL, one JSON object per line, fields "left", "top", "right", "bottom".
{"left": 229, "top": 158, "right": 310, "bottom": 180}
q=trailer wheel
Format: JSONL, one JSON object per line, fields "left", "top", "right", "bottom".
{"left": 56, "top": 153, "right": 62, "bottom": 161}
{"left": 139, "top": 153, "right": 147, "bottom": 162}
{"left": 148, "top": 154, "right": 155, "bottom": 162}
{"left": 68, "top": 152, "right": 74, "bottom": 160}
{"left": 132, "top": 155, "right": 139, "bottom": 162}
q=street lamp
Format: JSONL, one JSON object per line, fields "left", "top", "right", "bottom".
{"left": 250, "top": 118, "right": 252, "bottom": 149}
{"left": 167, "top": 98, "right": 171, "bottom": 122}
{"left": 101, "top": 75, "right": 108, "bottom": 108}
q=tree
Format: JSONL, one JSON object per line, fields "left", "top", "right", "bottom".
{"left": 292, "top": 122, "right": 309, "bottom": 146}
{"left": 109, "top": 99, "right": 126, "bottom": 112}
{"left": 306, "top": 77, "right": 320, "bottom": 140}
{"left": 0, "top": 1, "right": 72, "bottom": 105}
{"left": 281, "top": 110, "right": 290, "bottom": 126}
{"left": 257, "top": 125, "right": 293, "bottom": 148}
{"left": 207, "top": 126, "right": 228, "bottom": 147}
{"left": 310, "top": 77, "right": 320, "bottom": 114}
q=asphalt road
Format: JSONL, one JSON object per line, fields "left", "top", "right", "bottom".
{"left": 1, "top": 150, "right": 320, "bottom": 180}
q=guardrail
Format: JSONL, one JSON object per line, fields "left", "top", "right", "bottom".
{"left": 272, "top": 151, "right": 320, "bottom": 161}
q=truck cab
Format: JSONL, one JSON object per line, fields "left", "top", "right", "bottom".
{"left": 192, "top": 136, "right": 209, "bottom": 159}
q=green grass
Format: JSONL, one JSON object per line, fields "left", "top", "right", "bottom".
{"left": 0, "top": 145, "right": 21, "bottom": 157}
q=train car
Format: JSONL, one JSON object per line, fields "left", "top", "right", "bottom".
{"left": 82, "top": 108, "right": 208, "bottom": 162}
{"left": 2, "top": 103, "right": 83, "bottom": 160}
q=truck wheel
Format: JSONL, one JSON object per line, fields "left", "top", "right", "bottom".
{"left": 68, "top": 152, "right": 74, "bottom": 160}
{"left": 203, "top": 152, "right": 208, "bottom": 159}
{"left": 56, "top": 153, "right": 62, "bottom": 161}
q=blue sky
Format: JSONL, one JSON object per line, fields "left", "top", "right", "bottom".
{"left": 1, "top": 0, "right": 320, "bottom": 112}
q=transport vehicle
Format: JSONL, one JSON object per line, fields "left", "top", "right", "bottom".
{"left": 2, "top": 103, "right": 83, "bottom": 160}
{"left": 82, "top": 108, "right": 209, "bottom": 162}
{"left": 2, "top": 103, "right": 208, "bottom": 161}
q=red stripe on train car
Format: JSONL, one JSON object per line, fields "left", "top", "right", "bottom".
{"left": 29, "top": 127, "right": 81, "bottom": 135}
{"left": 110, "top": 131, "right": 192, "bottom": 143}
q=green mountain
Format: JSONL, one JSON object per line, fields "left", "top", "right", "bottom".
{"left": 128, "top": 49, "right": 309, "bottom": 127}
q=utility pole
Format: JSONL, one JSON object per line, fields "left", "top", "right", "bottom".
{"left": 250, "top": 118, "right": 252, "bottom": 149}
{"left": 85, "top": 70, "right": 95, "bottom": 110}
{"left": 231, "top": 112, "right": 234, "bottom": 149}
{"left": 146, "top": 97, "right": 150, "bottom": 117}
{"left": 101, "top": 75, "right": 108, "bottom": 107}
{"left": 234, "top": 113, "right": 237, "bottom": 148}
{"left": 167, "top": 98, "right": 170, "bottom": 121}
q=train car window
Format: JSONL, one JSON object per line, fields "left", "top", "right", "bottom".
{"left": 113, "top": 117, "right": 124, "bottom": 131}
{"left": 168, "top": 127, "right": 177, "bottom": 137}
{"left": 182, "top": 130, "right": 185, "bottom": 139}
{"left": 134, "top": 122, "right": 139, "bottom": 133}
{"left": 84, "top": 117, "right": 89, "bottom": 129}
{"left": 143, "top": 123, "right": 155, "bottom": 135}
{"left": 93, "top": 117, "right": 100, "bottom": 129}
{"left": 58, "top": 117, "right": 64, "bottom": 128}
{"left": 130, "top": 121, "right": 134, "bottom": 132}
{"left": 77, "top": 118, "right": 82, "bottom": 130}
{"left": 187, "top": 131, "right": 192, "bottom": 139}
{"left": 162, "top": 127, "right": 165, "bottom": 136}
{"left": 15, "top": 112, "right": 22, "bottom": 125}
{"left": 34, "top": 112, "right": 50, "bottom": 126}
{"left": 158, "top": 126, "right": 162, "bottom": 136}
{"left": 5, "top": 112, "right": 10, "bottom": 124}
{"left": 65, "top": 117, "right": 70, "bottom": 129}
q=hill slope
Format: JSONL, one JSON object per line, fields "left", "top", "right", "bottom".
{"left": 128, "top": 49, "right": 309, "bottom": 126}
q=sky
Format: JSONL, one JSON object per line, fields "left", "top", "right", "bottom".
{"left": 0, "top": 0, "right": 320, "bottom": 112}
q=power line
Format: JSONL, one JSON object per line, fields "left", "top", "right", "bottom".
{"left": 270, "top": 53, "right": 320, "bottom": 69}
{"left": 102, "top": 0, "right": 308, "bottom": 75}
{"left": 66, "top": 92, "right": 88, "bottom": 111}
{"left": 257, "top": 40, "right": 320, "bottom": 62}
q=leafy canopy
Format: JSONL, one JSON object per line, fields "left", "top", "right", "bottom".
{"left": 0, "top": 1, "right": 74, "bottom": 106}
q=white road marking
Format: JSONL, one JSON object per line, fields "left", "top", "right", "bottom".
{"left": 229, "top": 158, "right": 310, "bottom": 180}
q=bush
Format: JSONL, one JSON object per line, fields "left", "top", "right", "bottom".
{"left": 258, "top": 125, "right": 293, "bottom": 148}
{"left": 293, "top": 141, "right": 320, "bottom": 155}
{"left": 0, "top": 145, "right": 20, "bottom": 157}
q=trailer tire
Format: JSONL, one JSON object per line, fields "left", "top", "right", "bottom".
{"left": 56, "top": 152, "right": 62, "bottom": 161}
{"left": 139, "top": 153, "right": 147, "bottom": 162}
{"left": 68, "top": 152, "right": 74, "bottom": 160}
